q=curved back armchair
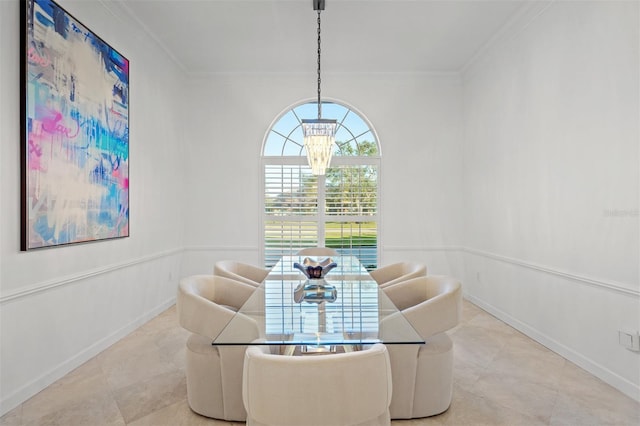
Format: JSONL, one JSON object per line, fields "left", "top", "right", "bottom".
{"left": 369, "top": 261, "right": 427, "bottom": 288}
{"left": 243, "top": 343, "right": 392, "bottom": 426}
{"left": 177, "top": 275, "right": 258, "bottom": 421}
{"left": 296, "top": 247, "right": 339, "bottom": 256}
{"left": 214, "top": 260, "right": 270, "bottom": 287}
{"left": 381, "top": 275, "right": 462, "bottom": 419}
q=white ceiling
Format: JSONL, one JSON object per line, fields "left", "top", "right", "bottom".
{"left": 118, "top": 0, "right": 529, "bottom": 75}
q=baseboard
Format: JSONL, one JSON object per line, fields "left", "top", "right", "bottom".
{"left": 0, "top": 298, "right": 176, "bottom": 416}
{"left": 464, "top": 293, "right": 640, "bottom": 402}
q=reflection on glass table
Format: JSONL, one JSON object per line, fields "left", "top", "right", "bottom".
{"left": 212, "top": 256, "right": 424, "bottom": 351}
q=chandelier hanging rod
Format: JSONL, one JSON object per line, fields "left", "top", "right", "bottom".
{"left": 314, "top": 0, "right": 324, "bottom": 119}
{"left": 302, "top": 0, "right": 336, "bottom": 176}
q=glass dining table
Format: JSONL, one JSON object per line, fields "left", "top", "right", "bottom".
{"left": 212, "top": 255, "right": 424, "bottom": 353}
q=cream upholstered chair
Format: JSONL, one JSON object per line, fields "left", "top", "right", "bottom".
{"left": 296, "top": 247, "right": 339, "bottom": 256}
{"left": 243, "top": 343, "right": 392, "bottom": 426}
{"left": 177, "top": 275, "right": 259, "bottom": 421}
{"left": 214, "top": 260, "right": 270, "bottom": 287}
{"left": 369, "top": 261, "right": 427, "bottom": 288}
{"left": 381, "top": 275, "right": 462, "bottom": 419}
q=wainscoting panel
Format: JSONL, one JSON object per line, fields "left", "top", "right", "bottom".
{"left": 462, "top": 248, "right": 640, "bottom": 401}
{"left": 0, "top": 250, "right": 183, "bottom": 416}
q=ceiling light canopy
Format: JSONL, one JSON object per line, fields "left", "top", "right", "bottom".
{"left": 302, "top": 0, "right": 336, "bottom": 176}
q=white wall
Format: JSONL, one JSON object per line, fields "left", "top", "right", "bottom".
{"left": 180, "top": 72, "right": 465, "bottom": 278}
{"left": 461, "top": 1, "right": 639, "bottom": 399}
{"left": 0, "top": 0, "right": 185, "bottom": 414}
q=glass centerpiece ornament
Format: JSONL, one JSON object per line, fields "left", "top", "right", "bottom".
{"left": 293, "top": 256, "right": 337, "bottom": 279}
{"left": 293, "top": 257, "right": 338, "bottom": 303}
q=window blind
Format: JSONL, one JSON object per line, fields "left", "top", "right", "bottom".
{"left": 264, "top": 164, "right": 378, "bottom": 270}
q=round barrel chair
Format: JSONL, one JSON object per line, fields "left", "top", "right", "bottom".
{"left": 381, "top": 275, "right": 462, "bottom": 419}
{"left": 177, "top": 274, "right": 259, "bottom": 421}
{"left": 296, "top": 247, "right": 339, "bottom": 256}
{"left": 213, "top": 260, "right": 270, "bottom": 287}
{"left": 243, "top": 343, "right": 393, "bottom": 426}
{"left": 369, "top": 261, "right": 427, "bottom": 288}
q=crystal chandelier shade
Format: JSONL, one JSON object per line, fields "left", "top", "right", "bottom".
{"left": 302, "top": 118, "right": 337, "bottom": 176}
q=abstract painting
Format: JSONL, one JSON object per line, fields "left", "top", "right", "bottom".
{"left": 21, "top": 0, "right": 129, "bottom": 250}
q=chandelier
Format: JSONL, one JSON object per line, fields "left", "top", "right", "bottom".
{"left": 302, "top": 0, "right": 336, "bottom": 176}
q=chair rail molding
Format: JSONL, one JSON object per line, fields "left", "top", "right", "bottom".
{"left": 384, "top": 245, "right": 462, "bottom": 252}
{"left": 361, "top": 245, "right": 638, "bottom": 297}
{"left": 183, "top": 245, "right": 260, "bottom": 252}
{"left": 0, "top": 248, "right": 183, "bottom": 304}
{"left": 462, "top": 247, "right": 639, "bottom": 298}
{"left": 6, "top": 245, "right": 632, "bottom": 304}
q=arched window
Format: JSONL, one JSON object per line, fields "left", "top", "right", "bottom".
{"left": 262, "top": 101, "right": 380, "bottom": 270}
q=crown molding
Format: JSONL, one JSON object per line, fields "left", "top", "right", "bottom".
{"left": 100, "top": 0, "right": 188, "bottom": 75}
{"left": 460, "top": 0, "right": 555, "bottom": 77}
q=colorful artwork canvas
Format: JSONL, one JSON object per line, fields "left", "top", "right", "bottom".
{"left": 21, "top": 0, "right": 129, "bottom": 250}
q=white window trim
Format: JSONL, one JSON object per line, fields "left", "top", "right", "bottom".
{"left": 260, "top": 100, "right": 382, "bottom": 268}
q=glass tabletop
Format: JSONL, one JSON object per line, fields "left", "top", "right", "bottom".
{"left": 212, "top": 255, "right": 424, "bottom": 347}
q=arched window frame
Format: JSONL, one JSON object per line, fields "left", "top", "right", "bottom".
{"left": 261, "top": 99, "right": 381, "bottom": 269}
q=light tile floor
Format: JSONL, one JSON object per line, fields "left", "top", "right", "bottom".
{"left": 2, "top": 300, "right": 638, "bottom": 425}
